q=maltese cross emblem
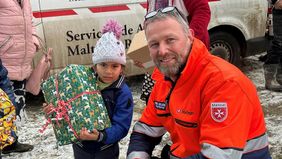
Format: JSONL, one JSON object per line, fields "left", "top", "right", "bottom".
{"left": 211, "top": 102, "right": 228, "bottom": 122}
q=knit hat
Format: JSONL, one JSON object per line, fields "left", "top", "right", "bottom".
{"left": 92, "top": 19, "right": 126, "bottom": 65}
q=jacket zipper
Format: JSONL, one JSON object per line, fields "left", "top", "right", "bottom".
{"left": 21, "top": 0, "right": 28, "bottom": 79}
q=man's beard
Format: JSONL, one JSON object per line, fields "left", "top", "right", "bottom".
{"left": 155, "top": 53, "right": 186, "bottom": 77}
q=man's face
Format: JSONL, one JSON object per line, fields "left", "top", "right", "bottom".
{"left": 145, "top": 17, "right": 193, "bottom": 77}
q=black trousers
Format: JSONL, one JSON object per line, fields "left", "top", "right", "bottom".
{"left": 73, "top": 143, "right": 119, "bottom": 159}
{"left": 10, "top": 80, "right": 26, "bottom": 117}
{"left": 265, "top": 9, "right": 282, "bottom": 65}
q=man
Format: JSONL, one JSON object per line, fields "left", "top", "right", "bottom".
{"left": 264, "top": 0, "right": 282, "bottom": 91}
{"left": 127, "top": 6, "right": 271, "bottom": 159}
{"left": 0, "top": 59, "right": 34, "bottom": 154}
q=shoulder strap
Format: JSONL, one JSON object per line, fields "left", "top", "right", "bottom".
{"left": 173, "top": 0, "right": 189, "bottom": 18}
{"left": 148, "top": 0, "right": 173, "bottom": 12}
{"left": 147, "top": 0, "right": 188, "bottom": 18}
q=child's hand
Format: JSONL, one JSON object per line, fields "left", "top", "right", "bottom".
{"left": 42, "top": 103, "right": 52, "bottom": 115}
{"left": 79, "top": 128, "right": 100, "bottom": 141}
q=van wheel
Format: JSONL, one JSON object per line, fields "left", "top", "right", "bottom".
{"left": 209, "top": 31, "right": 241, "bottom": 66}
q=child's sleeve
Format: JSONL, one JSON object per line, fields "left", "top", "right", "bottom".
{"left": 0, "top": 60, "right": 17, "bottom": 107}
{"left": 101, "top": 85, "right": 134, "bottom": 144}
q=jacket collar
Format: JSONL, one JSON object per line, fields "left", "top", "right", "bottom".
{"left": 94, "top": 71, "right": 125, "bottom": 90}
{"left": 181, "top": 39, "right": 209, "bottom": 75}
{"left": 109, "top": 75, "right": 125, "bottom": 89}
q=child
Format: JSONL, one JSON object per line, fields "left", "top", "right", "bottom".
{"left": 43, "top": 19, "right": 134, "bottom": 159}
{"left": 74, "top": 19, "right": 134, "bottom": 159}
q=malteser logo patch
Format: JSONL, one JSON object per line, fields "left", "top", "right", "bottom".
{"left": 154, "top": 101, "right": 167, "bottom": 110}
{"left": 211, "top": 102, "right": 228, "bottom": 122}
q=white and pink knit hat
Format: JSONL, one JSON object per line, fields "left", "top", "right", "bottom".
{"left": 92, "top": 19, "right": 126, "bottom": 65}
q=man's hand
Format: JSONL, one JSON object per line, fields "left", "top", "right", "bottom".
{"left": 79, "top": 128, "right": 100, "bottom": 141}
{"left": 274, "top": 0, "right": 282, "bottom": 9}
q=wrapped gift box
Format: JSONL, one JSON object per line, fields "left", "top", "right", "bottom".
{"left": 127, "top": 30, "right": 155, "bottom": 74}
{"left": 41, "top": 64, "right": 111, "bottom": 146}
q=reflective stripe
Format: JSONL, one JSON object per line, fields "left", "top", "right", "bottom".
{"left": 201, "top": 134, "right": 269, "bottom": 159}
{"left": 133, "top": 122, "right": 166, "bottom": 137}
{"left": 127, "top": 151, "right": 150, "bottom": 159}
{"left": 243, "top": 133, "right": 269, "bottom": 154}
{"left": 201, "top": 143, "right": 242, "bottom": 159}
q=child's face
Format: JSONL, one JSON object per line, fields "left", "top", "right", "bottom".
{"left": 94, "top": 62, "right": 123, "bottom": 84}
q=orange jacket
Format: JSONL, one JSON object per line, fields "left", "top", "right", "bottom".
{"left": 130, "top": 39, "right": 269, "bottom": 158}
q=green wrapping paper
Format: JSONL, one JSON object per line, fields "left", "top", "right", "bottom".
{"left": 41, "top": 64, "right": 111, "bottom": 146}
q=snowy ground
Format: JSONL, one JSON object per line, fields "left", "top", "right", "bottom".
{"left": 2, "top": 53, "right": 282, "bottom": 159}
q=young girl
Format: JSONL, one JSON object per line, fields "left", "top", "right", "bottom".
{"left": 40, "top": 19, "right": 133, "bottom": 159}
{"left": 42, "top": 19, "right": 133, "bottom": 159}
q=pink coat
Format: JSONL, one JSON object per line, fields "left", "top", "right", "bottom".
{"left": 0, "top": 0, "right": 39, "bottom": 81}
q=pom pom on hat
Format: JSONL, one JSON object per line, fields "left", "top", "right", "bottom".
{"left": 92, "top": 19, "right": 126, "bottom": 65}
{"left": 102, "top": 19, "right": 122, "bottom": 40}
